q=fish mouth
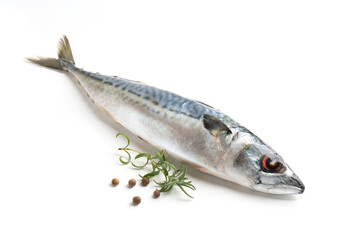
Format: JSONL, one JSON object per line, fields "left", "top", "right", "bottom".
{"left": 290, "top": 174, "right": 305, "bottom": 194}
{"left": 255, "top": 174, "right": 305, "bottom": 194}
{"left": 273, "top": 174, "right": 305, "bottom": 194}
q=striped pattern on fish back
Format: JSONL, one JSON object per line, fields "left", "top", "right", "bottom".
{"left": 72, "top": 66, "right": 241, "bottom": 129}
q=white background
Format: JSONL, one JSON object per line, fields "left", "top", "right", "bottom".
{"left": 1, "top": 1, "right": 359, "bottom": 239}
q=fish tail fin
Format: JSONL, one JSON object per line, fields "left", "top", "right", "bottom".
{"left": 27, "top": 35, "right": 75, "bottom": 71}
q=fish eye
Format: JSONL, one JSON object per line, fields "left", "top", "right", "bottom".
{"left": 260, "top": 155, "right": 285, "bottom": 173}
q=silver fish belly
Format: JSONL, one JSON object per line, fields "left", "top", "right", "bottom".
{"left": 28, "top": 36, "right": 305, "bottom": 195}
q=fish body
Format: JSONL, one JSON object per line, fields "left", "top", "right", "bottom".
{"left": 29, "top": 36, "right": 305, "bottom": 194}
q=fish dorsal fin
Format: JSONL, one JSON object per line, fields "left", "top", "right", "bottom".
{"left": 196, "top": 100, "right": 215, "bottom": 109}
{"left": 203, "top": 114, "right": 232, "bottom": 136}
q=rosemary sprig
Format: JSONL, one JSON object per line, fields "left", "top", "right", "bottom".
{"left": 116, "top": 132, "right": 196, "bottom": 198}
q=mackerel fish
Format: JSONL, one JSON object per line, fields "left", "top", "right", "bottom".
{"left": 28, "top": 36, "right": 305, "bottom": 194}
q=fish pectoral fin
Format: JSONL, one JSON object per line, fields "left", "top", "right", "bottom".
{"left": 203, "top": 114, "right": 232, "bottom": 137}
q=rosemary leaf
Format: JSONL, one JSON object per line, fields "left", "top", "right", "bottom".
{"left": 117, "top": 132, "right": 196, "bottom": 198}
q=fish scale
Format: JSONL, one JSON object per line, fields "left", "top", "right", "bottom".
{"left": 73, "top": 65, "right": 227, "bottom": 121}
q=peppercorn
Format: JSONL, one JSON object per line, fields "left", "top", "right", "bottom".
{"left": 128, "top": 179, "right": 136, "bottom": 188}
{"left": 153, "top": 190, "right": 161, "bottom": 198}
{"left": 141, "top": 177, "right": 150, "bottom": 186}
{"left": 111, "top": 178, "right": 119, "bottom": 186}
{"left": 132, "top": 196, "right": 141, "bottom": 205}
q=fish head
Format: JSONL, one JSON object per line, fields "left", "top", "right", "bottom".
{"left": 226, "top": 133, "right": 305, "bottom": 194}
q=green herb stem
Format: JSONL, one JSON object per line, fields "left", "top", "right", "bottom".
{"left": 116, "top": 132, "right": 196, "bottom": 198}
